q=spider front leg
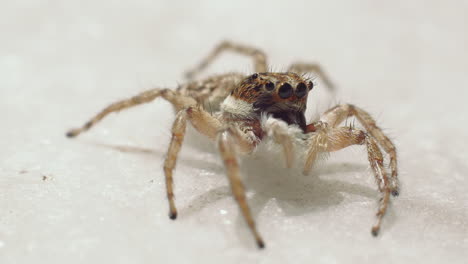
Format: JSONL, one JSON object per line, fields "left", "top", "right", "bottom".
{"left": 185, "top": 41, "right": 268, "bottom": 80}
{"left": 164, "top": 105, "right": 222, "bottom": 219}
{"left": 304, "top": 126, "right": 392, "bottom": 236}
{"left": 320, "top": 104, "right": 399, "bottom": 195}
{"left": 164, "top": 110, "right": 188, "bottom": 219}
{"left": 217, "top": 128, "right": 264, "bottom": 248}
{"left": 288, "top": 62, "right": 336, "bottom": 91}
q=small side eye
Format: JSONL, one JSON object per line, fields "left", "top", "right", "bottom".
{"left": 278, "top": 83, "right": 293, "bottom": 99}
{"left": 308, "top": 81, "right": 314, "bottom": 91}
{"left": 265, "top": 81, "right": 275, "bottom": 91}
{"left": 251, "top": 73, "right": 258, "bottom": 79}
{"left": 296, "top": 82, "right": 307, "bottom": 98}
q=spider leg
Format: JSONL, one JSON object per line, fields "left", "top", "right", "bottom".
{"left": 288, "top": 62, "right": 335, "bottom": 91}
{"left": 66, "top": 89, "right": 196, "bottom": 138}
{"left": 185, "top": 41, "right": 268, "bottom": 80}
{"left": 320, "top": 104, "right": 399, "bottom": 196}
{"left": 164, "top": 110, "right": 188, "bottom": 219}
{"left": 186, "top": 105, "right": 223, "bottom": 140}
{"left": 264, "top": 118, "right": 296, "bottom": 168}
{"left": 164, "top": 105, "right": 222, "bottom": 219}
{"left": 305, "top": 126, "right": 392, "bottom": 236}
{"left": 217, "top": 128, "right": 265, "bottom": 248}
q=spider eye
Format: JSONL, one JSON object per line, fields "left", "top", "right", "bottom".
{"left": 265, "top": 81, "right": 275, "bottom": 91}
{"left": 251, "top": 73, "right": 258, "bottom": 79}
{"left": 278, "top": 83, "right": 293, "bottom": 99}
{"left": 308, "top": 81, "right": 314, "bottom": 91}
{"left": 296, "top": 82, "right": 307, "bottom": 98}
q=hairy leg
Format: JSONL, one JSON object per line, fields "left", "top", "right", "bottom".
{"left": 305, "top": 126, "right": 392, "bottom": 236}
{"left": 164, "top": 106, "right": 223, "bottom": 219}
{"left": 66, "top": 88, "right": 196, "bottom": 138}
{"left": 319, "top": 104, "right": 399, "bottom": 195}
{"left": 164, "top": 110, "right": 188, "bottom": 219}
{"left": 217, "top": 128, "right": 264, "bottom": 248}
{"left": 66, "top": 88, "right": 223, "bottom": 220}
{"left": 185, "top": 41, "right": 268, "bottom": 80}
{"left": 186, "top": 105, "right": 223, "bottom": 139}
{"left": 288, "top": 62, "right": 335, "bottom": 91}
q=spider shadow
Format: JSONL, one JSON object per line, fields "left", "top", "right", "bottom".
{"left": 84, "top": 138, "right": 221, "bottom": 170}
{"left": 81, "top": 131, "right": 396, "bottom": 247}
{"left": 249, "top": 149, "right": 404, "bottom": 246}
{"left": 235, "top": 157, "right": 377, "bottom": 248}
{"left": 179, "top": 139, "right": 392, "bottom": 248}
{"left": 180, "top": 161, "right": 376, "bottom": 217}
{"left": 83, "top": 136, "right": 373, "bottom": 218}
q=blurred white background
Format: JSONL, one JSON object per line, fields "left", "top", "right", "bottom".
{"left": 1, "top": 1, "right": 467, "bottom": 263}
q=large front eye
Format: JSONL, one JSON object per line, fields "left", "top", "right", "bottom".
{"left": 278, "top": 83, "right": 293, "bottom": 99}
{"left": 296, "top": 82, "right": 307, "bottom": 98}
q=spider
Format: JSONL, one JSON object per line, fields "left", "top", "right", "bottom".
{"left": 66, "top": 41, "right": 399, "bottom": 249}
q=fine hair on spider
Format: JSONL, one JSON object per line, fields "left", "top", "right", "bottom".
{"left": 66, "top": 41, "right": 399, "bottom": 249}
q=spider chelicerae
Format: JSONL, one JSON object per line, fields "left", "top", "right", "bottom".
{"left": 66, "top": 41, "right": 399, "bottom": 249}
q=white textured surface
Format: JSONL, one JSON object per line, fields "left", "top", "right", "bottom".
{"left": 1, "top": 1, "right": 468, "bottom": 263}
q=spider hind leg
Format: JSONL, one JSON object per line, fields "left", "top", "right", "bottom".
{"left": 185, "top": 41, "right": 268, "bottom": 80}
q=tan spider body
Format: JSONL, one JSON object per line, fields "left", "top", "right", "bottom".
{"left": 66, "top": 41, "right": 399, "bottom": 249}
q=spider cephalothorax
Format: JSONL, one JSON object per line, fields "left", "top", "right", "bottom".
{"left": 66, "top": 41, "right": 399, "bottom": 249}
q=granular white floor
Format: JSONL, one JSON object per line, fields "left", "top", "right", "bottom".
{"left": 1, "top": 1, "right": 467, "bottom": 263}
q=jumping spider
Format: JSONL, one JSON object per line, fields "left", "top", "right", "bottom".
{"left": 66, "top": 41, "right": 399, "bottom": 249}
